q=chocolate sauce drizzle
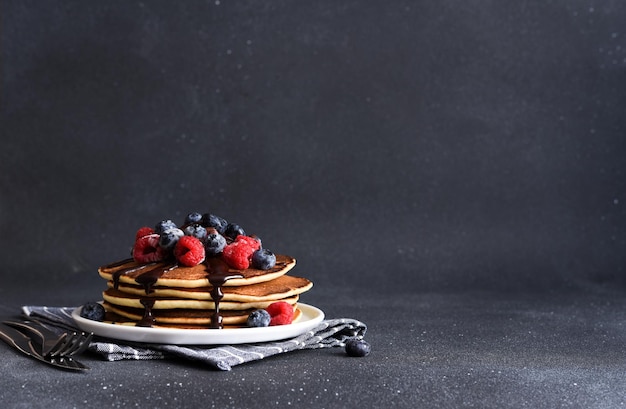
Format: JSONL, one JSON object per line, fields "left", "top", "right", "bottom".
{"left": 138, "top": 299, "right": 156, "bottom": 327}
{"left": 204, "top": 258, "right": 243, "bottom": 329}
{"left": 106, "top": 257, "right": 243, "bottom": 328}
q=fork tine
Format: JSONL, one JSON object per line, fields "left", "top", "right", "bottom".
{"left": 57, "top": 355, "right": 88, "bottom": 370}
{"left": 50, "top": 331, "right": 92, "bottom": 358}
{"left": 71, "top": 332, "right": 93, "bottom": 356}
{"left": 23, "top": 333, "right": 89, "bottom": 371}
{"left": 47, "top": 333, "right": 76, "bottom": 357}
{"left": 63, "top": 332, "right": 92, "bottom": 357}
{"left": 4, "top": 319, "right": 93, "bottom": 361}
{"left": 46, "top": 353, "right": 90, "bottom": 371}
{"left": 41, "top": 332, "right": 69, "bottom": 357}
{"left": 58, "top": 332, "right": 83, "bottom": 356}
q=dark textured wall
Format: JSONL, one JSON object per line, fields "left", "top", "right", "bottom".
{"left": 2, "top": 1, "right": 625, "bottom": 295}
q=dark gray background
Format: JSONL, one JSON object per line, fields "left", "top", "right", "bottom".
{"left": 1, "top": 1, "right": 626, "bottom": 408}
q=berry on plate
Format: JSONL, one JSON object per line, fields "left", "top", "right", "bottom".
{"left": 201, "top": 213, "right": 228, "bottom": 234}
{"left": 265, "top": 301, "right": 294, "bottom": 326}
{"left": 184, "top": 212, "right": 203, "bottom": 225}
{"left": 235, "top": 235, "right": 262, "bottom": 251}
{"left": 183, "top": 224, "right": 208, "bottom": 242}
{"left": 80, "top": 302, "right": 106, "bottom": 321}
{"left": 159, "top": 228, "right": 185, "bottom": 250}
{"left": 155, "top": 219, "right": 178, "bottom": 234}
{"left": 133, "top": 234, "right": 166, "bottom": 263}
{"left": 224, "top": 223, "right": 246, "bottom": 240}
{"left": 135, "top": 226, "right": 155, "bottom": 240}
{"left": 205, "top": 228, "right": 227, "bottom": 256}
{"left": 222, "top": 241, "right": 256, "bottom": 269}
{"left": 247, "top": 309, "right": 271, "bottom": 327}
{"left": 174, "top": 236, "right": 206, "bottom": 267}
{"left": 251, "top": 248, "right": 276, "bottom": 270}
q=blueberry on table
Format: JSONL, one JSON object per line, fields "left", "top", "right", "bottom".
{"left": 345, "top": 339, "right": 371, "bottom": 357}
{"left": 80, "top": 302, "right": 106, "bottom": 321}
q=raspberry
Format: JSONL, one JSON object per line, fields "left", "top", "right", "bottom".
{"left": 135, "top": 226, "right": 155, "bottom": 240}
{"left": 222, "top": 241, "right": 255, "bottom": 269}
{"left": 265, "top": 301, "right": 294, "bottom": 326}
{"left": 133, "top": 234, "right": 166, "bottom": 263}
{"left": 174, "top": 236, "right": 206, "bottom": 267}
{"left": 235, "top": 235, "right": 261, "bottom": 251}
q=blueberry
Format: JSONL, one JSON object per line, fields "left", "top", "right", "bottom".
{"left": 247, "top": 309, "right": 271, "bottom": 327}
{"left": 224, "top": 223, "right": 245, "bottom": 240}
{"left": 201, "top": 213, "right": 228, "bottom": 234}
{"left": 80, "top": 302, "right": 106, "bottom": 321}
{"left": 183, "top": 224, "right": 208, "bottom": 242}
{"left": 204, "top": 229, "right": 227, "bottom": 256}
{"left": 345, "top": 339, "right": 371, "bottom": 357}
{"left": 251, "top": 249, "right": 276, "bottom": 270}
{"left": 155, "top": 219, "right": 177, "bottom": 234}
{"left": 184, "top": 212, "right": 203, "bottom": 225}
{"left": 159, "top": 228, "right": 184, "bottom": 249}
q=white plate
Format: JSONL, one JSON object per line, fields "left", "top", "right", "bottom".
{"left": 71, "top": 303, "right": 324, "bottom": 345}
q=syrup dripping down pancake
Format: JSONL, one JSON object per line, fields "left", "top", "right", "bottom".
{"left": 98, "top": 254, "right": 296, "bottom": 288}
{"left": 103, "top": 287, "right": 300, "bottom": 310}
{"left": 106, "top": 274, "right": 313, "bottom": 302}
{"left": 102, "top": 301, "right": 302, "bottom": 327}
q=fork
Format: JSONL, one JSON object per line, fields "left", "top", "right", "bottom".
{"left": 47, "top": 330, "right": 93, "bottom": 358}
{"left": 4, "top": 320, "right": 67, "bottom": 356}
{"left": 0, "top": 323, "right": 89, "bottom": 371}
{"left": 3, "top": 319, "right": 92, "bottom": 358}
{"left": 45, "top": 349, "right": 90, "bottom": 371}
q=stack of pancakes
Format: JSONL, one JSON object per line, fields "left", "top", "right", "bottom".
{"left": 97, "top": 254, "right": 313, "bottom": 328}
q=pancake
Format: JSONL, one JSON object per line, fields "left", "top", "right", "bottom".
{"left": 102, "top": 301, "right": 302, "bottom": 327}
{"left": 103, "top": 301, "right": 253, "bottom": 326}
{"left": 95, "top": 216, "right": 312, "bottom": 329}
{"left": 98, "top": 254, "right": 296, "bottom": 288}
{"left": 107, "top": 274, "right": 313, "bottom": 302}
{"left": 103, "top": 287, "right": 299, "bottom": 310}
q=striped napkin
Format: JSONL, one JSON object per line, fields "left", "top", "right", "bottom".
{"left": 21, "top": 306, "right": 367, "bottom": 371}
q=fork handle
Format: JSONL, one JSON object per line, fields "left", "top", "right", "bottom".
{"left": 3, "top": 320, "right": 65, "bottom": 356}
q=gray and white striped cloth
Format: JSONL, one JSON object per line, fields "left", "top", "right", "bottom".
{"left": 21, "top": 306, "right": 368, "bottom": 371}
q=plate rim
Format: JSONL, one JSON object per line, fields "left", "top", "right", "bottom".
{"left": 71, "top": 302, "right": 325, "bottom": 345}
